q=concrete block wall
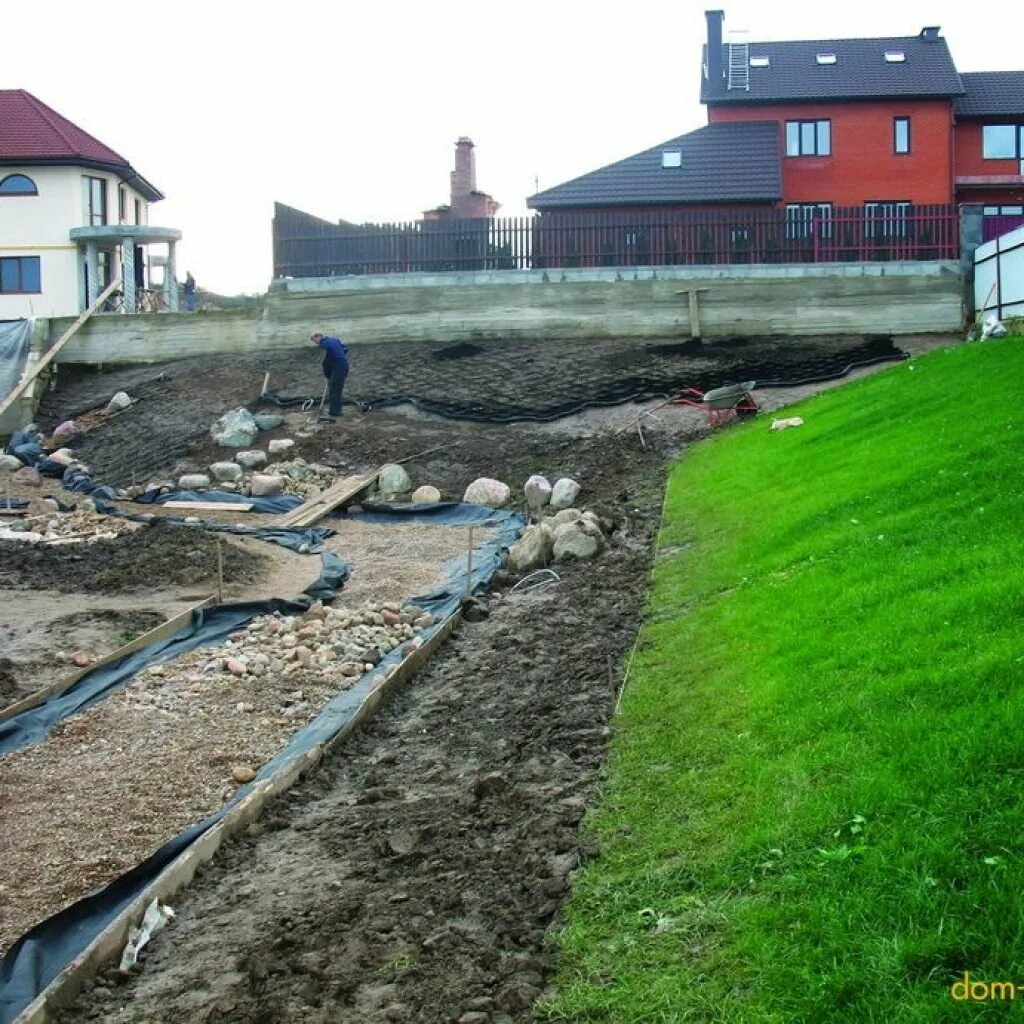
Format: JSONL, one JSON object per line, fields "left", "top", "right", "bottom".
{"left": 49, "top": 261, "right": 965, "bottom": 366}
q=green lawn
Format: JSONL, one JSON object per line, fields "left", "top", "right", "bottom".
{"left": 541, "top": 339, "right": 1024, "bottom": 1023}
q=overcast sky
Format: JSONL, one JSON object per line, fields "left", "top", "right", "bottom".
{"left": 4, "top": 0, "right": 1016, "bottom": 294}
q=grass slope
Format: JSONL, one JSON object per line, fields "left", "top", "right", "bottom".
{"left": 542, "top": 340, "right": 1024, "bottom": 1023}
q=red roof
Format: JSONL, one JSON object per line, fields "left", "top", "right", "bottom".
{"left": 0, "top": 89, "right": 129, "bottom": 164}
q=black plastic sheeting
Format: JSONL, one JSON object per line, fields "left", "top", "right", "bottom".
{"left": 0, "top": 503, "right": 524, "bottom": 1023}
{"left": 255, "top": 340, "right": 908, "bottom": 424}
{"left": 0, "top": 498, "right": 28, "bottom": 511}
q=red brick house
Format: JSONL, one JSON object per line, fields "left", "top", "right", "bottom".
{"left": 527, "top": 11, "right": 1024, "bottom": 261}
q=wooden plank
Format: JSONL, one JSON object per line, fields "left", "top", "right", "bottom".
{"left": 275, "top": 470, "right": 379, "bottom": 528}
{"left": 0, "top": 278, "right": 120, "bottom": 422}
{"left": 162, "top": 501, "right": 255, "bottom": 513}
{"left": 15, "top": 609, "right": 460, "bottom": 1024}
{"left": 0, "top": 598, "right": 215, "bottom": 724}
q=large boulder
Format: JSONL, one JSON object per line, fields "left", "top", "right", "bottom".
{"left": 379, "top": 463, "right": 412, "bottom": 495}
{"left": 524, "top": 474, "right": 552, "bottom": 512}
{"left": 106, "top": 391, "right": 132, "bottom": 413}
{"left": 550, "top": 477, "right": 581, "bottom": 510}
{"left": 51, "top": 419, "right": 82, "bottom": 442}
{"left": 210, "top": 461, "right": 243, "bottom": 483}
{"left": 507, "top": 525, "right": 554, "bottom": 574}
{"left": 250, "top": 474, "right": 285, "bottom": 497}
{"left": 411, "top": 485, "right": 442, "bottom": 504}
{"left": 178, "top": 473, "right": 211, "bottom": 490}
{"left": 254, "top": 413, "right": 284, "bottom": 430}
{"left": 235, "top": 449, "right": 268, "bottom": 470}
{"left": 553, "top": 526, "right": 600, "bottom": 562}
{"left": 0, "top": 454, "right": 24, "bottom": 472}
{"left": 48, "top": 448, "right": 76, "bottom": 466}
{"left": 11, "top": 466, "right": 42, "bottom": 487}
{"left": 210, "top": 408, "right": 259, "bottom": 448}
{"left": 464, "top": 477, "right": 511, "bottom": 508}
{"left": 551, "top": 507, "right": 583, "bottom": 526}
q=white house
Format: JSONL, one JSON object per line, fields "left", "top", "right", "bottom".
{"left": 0, "top": 90, "right": 182, "bottom": 319}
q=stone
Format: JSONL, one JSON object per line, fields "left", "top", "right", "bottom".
{"left": 48, "top": 448, "right": 75, "bottom": 466}
{"left": 210, "top": 461, "right": 243, "bottom": 483}
{"left": 178, "top": 473, "right": 211, "bottom": 490}
{"left": 231, "top": 765, "right": 257, "bottom": 784}
{"left": 210, "top": 407, "right": 259, "bottom": 448}
{"left": 268, "top": 438, "right": 295, "bottom": 455}
{"left": 235, "top": 450, "right": 268, "bottom": 470}
{"left": 51, "top": 419, "right": 81, "bottom": 441}
{"left": 411, "top": 485, "right": 441, "bottom": 504}
{"left": 412, "top": 613, "right": 434, "bottom": 628}
{"left": 553, "top": 527, "right": 600, "bottom": 562}
{"left": 507, "top": 525, "right": 554, "bottom": 573}
{"left": 379, "top": 464, "right": 412, "bottom": 495}
{"left": 254, "top": 413, "right": 284, "bottom": 430}
{"left": 382, "top": 609, "right": 401, "bottom": 627}
{"left": 340, "top": 662, "right": 362, "bottom": 677}
{"left": 551, "top": 507, "right": 583, "bottom": 526}
{"left": 0, "top": 454, "right": 23, "bottom": 472}
{"left": 550, "top": 477, "right": 581, "bottom": 510}
{"left": 11, "top": 466, "right": 41, "bottom": 487}
{"left": 524, "top": 474, "right": 553, "bottom": 512}
{"left": 250, "top": 474, "right": 285, "bottom": 496}
{"left": 225, "top": 657, "right": 248, "bottom": 676}
{"left": 106, "top": 391, "right": 132, "bottom": 413}
{"left": 71, "top": 651, "right": 90, "bottom": 667}
{"left": 473, "top": 772, "right": 509, "bottom": 799}
{"left": 463, "top": 477, "right": 511, "bottom": 508}
{"left": 458, "top": 1014, "right": 490, "bottom": 1024}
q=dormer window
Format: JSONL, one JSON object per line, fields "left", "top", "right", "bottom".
{"left": 750, "top": 56, "right": 770, "bottom": 68}
{"left": 816, "top": 53, "right": 837, "bottom": 65}
{"left": 0, "top": 174, "right": 38, "bottom": 196}
{"left": 885, "top": 51, "right": 906, "bottom": 62}
{"left": 661, "top": 150, "right": 682, "bottom": 168}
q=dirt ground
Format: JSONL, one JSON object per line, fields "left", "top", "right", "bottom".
{"left": 15, "top": 332, "right": 959, "bottom": 1022}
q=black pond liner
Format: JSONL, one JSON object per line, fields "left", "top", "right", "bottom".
{"left": 432, "top": 341, "right": 485, "bottom": 361}
{"left": 0, "top": 502, "right": 524, "bottom": 1024}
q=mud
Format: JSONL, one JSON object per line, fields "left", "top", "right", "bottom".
{"left": 0, "top": 522, "right": 266, "bottom": 593}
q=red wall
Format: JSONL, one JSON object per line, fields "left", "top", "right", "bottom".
{"left": 709, "top": 100, "right": 953, "bottom": 206}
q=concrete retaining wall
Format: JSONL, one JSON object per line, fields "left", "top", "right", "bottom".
{"left": 49, "top": 261, "right": 964, "bottom": 365}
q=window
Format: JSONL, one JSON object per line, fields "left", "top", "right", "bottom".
{"left": 661, "top": 150, "right": 682, "bottom": 168}
{"left": 749, "top": 56, "right": 770, "bottom": 68}
{"left": 983, "top": 205, "right": 1024, "bottom": 216}
{"left": 885, "top": 51, "right": 906, "bottom": 63}
{"left": 786, "top": 203, "right": 833, "bottom": 239}
{"left": 82, "top": 175, "right": 107, "bottom": 226}
{"left": 894, "top": 117, "right": 911, "bottom": 154}
{"left": 0, "top": 174, "right": 38, "bottom": 195}
{"left": 816, "top": 53, "right": 837, "bottom": 65}
{"left": 865, "top": 201, "right": 912, "bottom": 239}
{"left": 135, "top": 198, "right": 143, "bottom": 225}
{"left": 786, "top": 120, "right": 831, "bottom": 156}
{"left": 118, "top": 186, "right": 127, "bottom": 223}
{"left": 982, "top": 125, "right": 1024, "bottom": 160}
{"left": 0, "top": 256, "right": 41, "bottom": 293}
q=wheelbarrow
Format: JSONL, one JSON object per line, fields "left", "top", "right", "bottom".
{"left": 672, "top": 380, "right": 758, "bottom": 427}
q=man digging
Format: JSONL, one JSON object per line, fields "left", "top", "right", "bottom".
{"left": 311, "top": 331, "right": 349, "bottom": 423}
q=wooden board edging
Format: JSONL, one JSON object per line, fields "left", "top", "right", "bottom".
{"left": 13, "top": 608, "right": 460, "bottom": 1023}
{"left": 0, "top": 598, "right": 215, "bottom": 725}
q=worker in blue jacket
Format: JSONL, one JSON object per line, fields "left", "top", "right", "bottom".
{"left": 311, "top": 331, "right": 349, "bottom": 421}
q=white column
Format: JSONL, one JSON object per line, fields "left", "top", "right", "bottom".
{"left": 165, "top": 240, "right": 179, "bottom": 311}
{"left": 85, "top": 243, "right": 99, "bottom": 307}
{"left": 122, "top": 238, "right": 136, "bottom": 314}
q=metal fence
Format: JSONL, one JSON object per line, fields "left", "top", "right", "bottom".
{"left": 272, "top": 204, "right": 961, "bottom": 278}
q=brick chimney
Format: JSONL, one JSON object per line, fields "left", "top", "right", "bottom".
{"left": 451, "top": 136, "right": 477, "bottom": 205}
{"left": 705, "top": 10, "right": 724, "bottom": 85}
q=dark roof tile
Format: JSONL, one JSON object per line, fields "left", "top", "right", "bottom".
{"left": 702, "top": 34, "right": 963, "bottom": 104}
{"left": 528, "top": 122, "right": 780, "bottom": 209}
{"left": 955, "top": 72, "right": 1024, "bottom": 117}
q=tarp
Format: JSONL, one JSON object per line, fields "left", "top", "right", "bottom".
{"left": 0, "top": 503, "right": 524, "bottom": 1022}
{"left": 0, "top": 320, "right": 32, "bottom": 406}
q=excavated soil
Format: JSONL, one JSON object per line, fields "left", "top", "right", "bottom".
{"left": 0, "top": 522, "right": 266, "bottom": 593}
